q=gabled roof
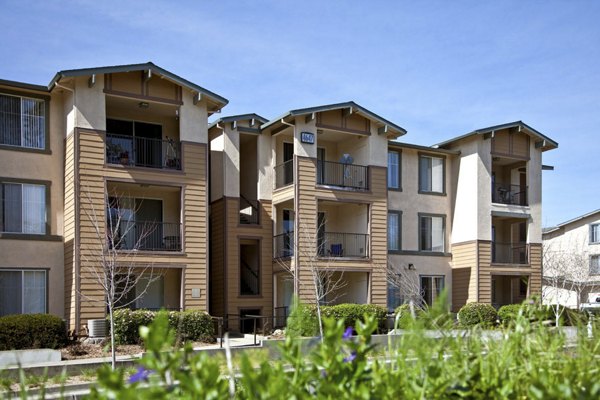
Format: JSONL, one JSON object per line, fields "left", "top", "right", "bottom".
{"left": 208, "top": 113, "right": 268, "bottom": 130}
{"left": 434, "top": 121, "right": 558, "bottom": 151}
{"left": 388, "top": 140, "right": 460, "bottom": 155}
{"left": 543, "top": 209, "right": 600, "bottom": 235}
{"left": 49, "top": 62, "right": 228, "bottom": 107}
{"left": 0, "top": 78, "right": 49, "bottom": 92}
{"left": 261, "top": 101, "right": 407, "bottom": 136}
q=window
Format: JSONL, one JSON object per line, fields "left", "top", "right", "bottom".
{"left": 0, "top": 94, "right": 45, "bottom": 149}
{"left": 387, "top": 150, "right": 401, "bottom": 189}
{"left": 590, "top": 255, "right": 600, "bottom": 275}
{"left": 1, "top": 182, "right": 46, "bottom": 234}
{"left": 388, "top": 211, "right": 401, "bottom": 251}
{"left": 420, "top": 276, "right": 444, "bottom": 307}
{"left": 590, "top": 224, "right": 600, "bottom": 244}
{"left": 387, "top": 273, "right": 403, "bottom": 311}
{"left": 419, "top": 214, "right": 445, "bottom": 252}
{"left": 0, "top": 270, "right": 46, "bottom": 316}
{"left": 419, "top": 154, "right": 444, "bottom": 194}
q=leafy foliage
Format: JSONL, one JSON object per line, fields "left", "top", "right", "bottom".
{"left": 0, "top": 314, "right": 67, "bottom": 350}
{"left": 458, "top": 302, "right": 498, "bottom": 328}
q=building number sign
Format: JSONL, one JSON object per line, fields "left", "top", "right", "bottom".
{"left": 301, "top": 131, "right": 315, "bottom": 144}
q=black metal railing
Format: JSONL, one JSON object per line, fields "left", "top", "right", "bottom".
{"left": 318, "top": 232, "right": 369, "bottom": 258}
{"left": 274, "top": 160, "right": 294, "bottom": 189}
{"left": 108, "top": 220, "right": 182, "bottom": 251}
{"left": 317, "top": 160, "right": 369, "bottom": 190}
{"left": 240, "top": 260, "right": 260, "bottom": 296}
{"left": 106, "top": 133, "right": 182, "bottom": 170}
{"left": 492, "top": 183, "right": 527, "bottom": 206}
{"left": 239, "top": 195, "right": 259, "bottom": 225}
{"left": 274, "top": 231, "right": 294, "bottom": 258}
{"left": 492, "top": 242, "right": 528, "bottom": 264}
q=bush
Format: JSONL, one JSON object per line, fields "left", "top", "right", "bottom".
{"left": 458, "top": 303, "right": 498, "bottom": 328}
{"left": 394, "top": 303, "right": 424, "bottom": 329}
{"left": 321, "top": 304, "right": 389, "bottom": 333}
{"left": 111, "top": 309, "right": 214, "bottom": 345}
{"left": 0, "top": 314, "right": 67, "bottom": 350}
{"left": 497, "top": 304, "right": 523, "bottom": 325}
{"left": 394, "top": 302, "right": 454, "bottom": 330}
{"left": 286, "top": 301, "right": 319, "bottom": 337}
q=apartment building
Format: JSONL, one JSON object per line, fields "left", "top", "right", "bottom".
{"left": 0, "top": 63, "right": 558, "bottom": 332}
{"left": 1, "top": 63, "right": 227, "bottom": 331}
{"left": 542, "top": 210, "right": 600, "bottom": 308}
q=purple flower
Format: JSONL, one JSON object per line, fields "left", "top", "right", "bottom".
{"left": 343, "top": 351, "right": 357, "bottom": 363}
{"left": 342, "top": 327, "right": 353, "bottom": 339}
{"left": 128, "top": 366, "right": 152, "bottom": 384}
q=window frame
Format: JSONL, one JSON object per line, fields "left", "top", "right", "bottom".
{"left": 418, "top": 213, "right": 446, "bottom": 253}
{"left": 0, "top": 268, "right": 48, "bottom": 316}
{"left": 387, "top": 210, "right": 402, "bottom": 253}
{"left": 387, "top": 149, "right": 402, "bottom": 191}
{"left": 590, "top": 255, "right": 600, "bottom": 276}
{"left": 0, "top": 177, "right": 57, "bottom": 240}
{"left": 0, "top": 90, "right": 50, "bottom": 154}
{"left": 418, "top": 152, "right": 446, "bottom": 196}
{"left": 590, "top": 223, "right": 600, "bottom": 245}
{"left": 419, "top": 274, "right": 445, "bottom": 307}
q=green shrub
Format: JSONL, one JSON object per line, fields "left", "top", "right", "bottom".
{"left": 322, "top": 304, "right": 389, "bottom": 332}
{"left": 394, "top": 303, "right": 423, "bottom": 329}
{"left": 111, "top": 309, "right": 214, "bottom": 345}
{"left": 458, "top": 303, "right": 498, "bottom": 328}
{"left": 497, "top": 304, "right": 523, "bottom": 325}
{"left": 0, "top": 314, "right": 67, "bottom": 350}
{"left": 286, "top": 301, "right": 319, "bottom": 337}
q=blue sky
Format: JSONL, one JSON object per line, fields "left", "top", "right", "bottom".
{"left": 1, "top": 0, "right": 598, "bottom": 227}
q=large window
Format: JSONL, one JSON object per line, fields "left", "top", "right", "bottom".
{"left": 419, "top": 154, "right": 445, "bottom": 194}
{"left": 420, "top": 275, "right": 444, "bottom": 307}
{"left": 0, "top": 94, "right": 46, "bottom": 149}
{"left": 590, "top": 255, "right": 600, "bottom": 275}
{"left": 387, "top": 150, "right": 401, "bottom": 189}
{"left": 590, "top": 224, "right": 600, "bottom": 244}
{"left": 1, "top": 182, "right": 46, "bottom": 234}
{"left": 0, "top": 270, "right": 46, "bottom": 316}
{"left": 388, "top": 211, "right": 401, "bottom": 251}
{"left": 419, "top": 214, "right": 445, "bottom": 252}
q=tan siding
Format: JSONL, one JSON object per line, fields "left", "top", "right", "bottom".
{"left": 477, "top": 241, "right": 492, "bottom": 304}
{"left": 528, "top": 244, "right": 542, "bottom": 295}
{"left": 450, "top": 241, "right": 478, "bottom": 311}
{"left": 63, "top": 134, "right": 77, "bottom": 330}
{"left": 209, "top": 199, "right": 226, "bottom": 317}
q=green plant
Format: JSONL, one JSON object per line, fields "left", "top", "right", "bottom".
{"left": 0, "top": 314, "right": 67, "bottom": 350}
{"left": 498, "top": 303, "right": 523, "bottom": 325}
{"left": 111, "top": 309, "right": 154, "bottom": 345}
{"left": 286, "top": 299, "right": 319, "bottom": 337}
{"left": 172, "top": 310, "right": 215, "bottom": 342}
{"left": 457, "top": 302, "right": 498, "bottom": 328}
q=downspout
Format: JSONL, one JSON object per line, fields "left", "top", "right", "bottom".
{"left": 280, "top": 118, "right": 299, "bottom": 298}
{"left": 56, "top": 80, "right": 81, "bottom": 331}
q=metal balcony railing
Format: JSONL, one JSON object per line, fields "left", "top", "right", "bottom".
{"left": 274, "top": 160, "right": 294, "bottom": 189}
{"left": 108, "top": 220, "right": 182, "bottom": 252}
{"left": 240, "top": 260, "right": 260, "bottom": 296}
{"left": 317, "top": 160, "right": 369, "bottom": 190}
{"left": 492, "top": 183, "right": 527, "bottom": 206}
{"left": 106, "top": 133, "right": 182, "bottom": 170}
{"left": 274, "top": 231, "right": 294, "bottom": 258}
{"left": 318, "top": 232, "right": 369, "bottom": 258}
{"left": 492, "top": 242, "right": 528, "bottom": 264}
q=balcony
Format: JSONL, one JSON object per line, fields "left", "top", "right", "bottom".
{"left": 492, "top": 183, "right": 527, "bottom": 206}
{"left": 318, "top": 232, "right": 369, "bottom": 258}
{"left": 108, "top": 221, "right": 182, "bottom": 252}
{"left": 274, "top": 231, "right": 294, "bottom": 258}
{"left": 106, "top": 133, "right": 181, "bottom": 170}
{"left": 492, "top": 242, "right": 528, "bottom": 264}
{"left": 274, "top": 160, "right": 294, "bottom": 189}
{"left": 317, "top": 160, "right": 368, "bottom": 190}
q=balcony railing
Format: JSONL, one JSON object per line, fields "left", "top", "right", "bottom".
{"left": 317, "top": 160, "right": 368, "bottom": 190}
{"left": 492, "top": 183, "right": 527, "bottom": 206}
{"left": 240, "top": 196, "right": 259, "bottom": 225}
{"left": 492, "top": 242, "right": 528, "bottom": 264}
{"left": 106, "top": 133, "right": 182, "bottom": 170}
{"left": 240, "top": 260, "right": 259, "bottom": 296}
{"left": 318, "top": 232, "right": 369, "bottom": 258}
{"left": 108, "top": 221, "right": 182, "bottom": 252}
{"left": 274, "top": 231, "right": 294, "bottom": 258}
{"left": 274, "top": 160, "right": 294, "bottom": 189}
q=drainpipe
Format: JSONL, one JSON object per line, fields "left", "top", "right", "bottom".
{"left": 55, "top": 81, "right": 81, "bottom": 331}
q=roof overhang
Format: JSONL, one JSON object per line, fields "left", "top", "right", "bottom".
{"left": 435, "top": 121, "right": 558, "bottom": 152}
{"left": 261, "top": 101, "right": 407, "bottom": 138}
{"left": 208, "top": 113, "right": 268, "bottom": 132}
{"left": 388, "top": 140, "right": 460, "bottom": 155}
{"left": 48, "top": 62, "right": 228, "bottom": 111}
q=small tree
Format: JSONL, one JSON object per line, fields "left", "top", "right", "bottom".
{"left": 278, "top": 217, "right": 347, "bottom": 340}
{"left": 385, "top": 261, "right": 424, "bottom": 309}
{"left": 78, "top": 186, "right": 162, "bottom": 369}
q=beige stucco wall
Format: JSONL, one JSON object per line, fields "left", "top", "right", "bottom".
{"left": 257, "top": 130, "right": 272, "bottom": 200}
{"left": 73, "top": 76, "right": 106, "bottom": 131}
{"left": 180, "top": 91, "right": 208, "bottom": 144}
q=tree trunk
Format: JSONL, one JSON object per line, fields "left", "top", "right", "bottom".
{"left": 316, "top": 303, "right": 324, "bottom": 342}
{"left": 109, "top": 304, "right": 116, "bottom": 370}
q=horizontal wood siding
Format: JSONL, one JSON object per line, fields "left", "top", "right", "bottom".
{"left": 450, "top": 241, "right": 478, "bottom": 311}
{"left": 296, "top": 157, "right": 318, "bottom": 303}
{"left": 209, "top": 198, "right": 225, "bottom": 317}
{"left": 477, "top": 241, "right": 493, "bottom": 304}
{"left": 63, "top": 134, "right": 77, "bottom": 330}
{"left": 528, "top": 243, "right": 542, "bottom": 295}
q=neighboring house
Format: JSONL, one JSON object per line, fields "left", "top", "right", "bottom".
{"left": 542, "top": 210, "right": 600, "bottom": 308}
{"left": 0, "top": 63, "right": 558, "bottom": 333}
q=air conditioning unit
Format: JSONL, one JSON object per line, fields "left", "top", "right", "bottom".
{"left": 88, "top": 319, "right": 108, "bottom": 338}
